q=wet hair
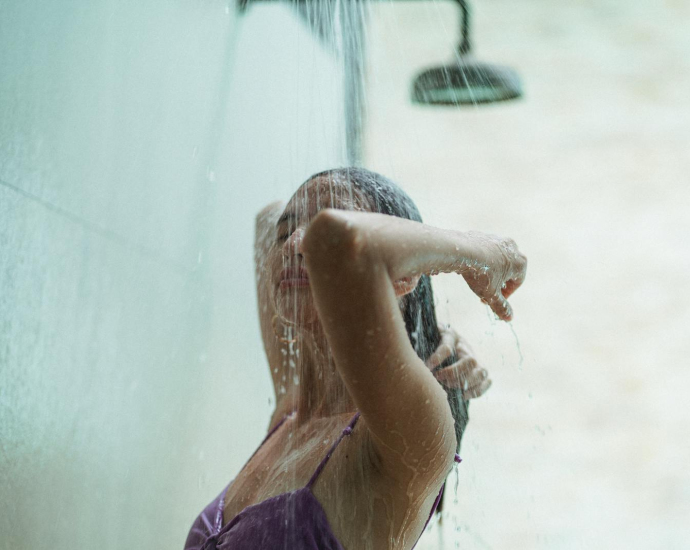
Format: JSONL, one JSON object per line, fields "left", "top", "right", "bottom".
{"left": 307, "top": 167, "right": 443, "bottom": 361}
{"left": 306, "top": 167, "right": 468, "bottom": 516}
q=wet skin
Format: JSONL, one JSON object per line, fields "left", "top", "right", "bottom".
{"left": 237, "top": 176, "right": 526, "bottom": 549}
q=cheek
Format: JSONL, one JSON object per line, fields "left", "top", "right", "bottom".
{"left": 266, "top": 247, "right": 283, "bottom": 274}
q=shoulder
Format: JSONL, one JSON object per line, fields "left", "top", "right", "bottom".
{"left": 320, "top": 417, "right": 448, "bottom": 548}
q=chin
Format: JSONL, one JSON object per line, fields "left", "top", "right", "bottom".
{"left": 275, "top": 297, "right": 319, "bottom": 328}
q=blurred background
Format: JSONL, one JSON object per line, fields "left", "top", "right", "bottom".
{"left": 1, "top": 1, "right": 689, "bottom": 549}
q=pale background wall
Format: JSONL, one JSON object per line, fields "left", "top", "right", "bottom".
{"left": 2, "top": 1, "right": 689, "bottom": 549}
{"left": 0, "top": 1, "right": 344, "bottom": 548}
{"left": 365, "top": 1, "right": 690, "bottom": 549}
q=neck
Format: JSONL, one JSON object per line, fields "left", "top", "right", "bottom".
{"left": 272, "top": 324, "right": 356, "bottom": 426}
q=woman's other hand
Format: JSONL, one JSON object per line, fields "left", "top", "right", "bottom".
{"left": 461, "top": 232, "right": 527, "bottom": 322}
{"left": 426, "top": 324, "right": 492, "bottom": 400}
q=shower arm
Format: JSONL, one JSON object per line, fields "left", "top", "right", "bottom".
{"left": 456, "top": 0, "right": 471, "bottom": 55}
{"left": 237, "top": 0, "right": 472, "bottom": 56}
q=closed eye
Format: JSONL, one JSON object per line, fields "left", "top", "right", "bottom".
{"left": 276, "top": 212, "right": 296, "bottom": 243}
{"left": 276, "top": 227, "right": 293, "bottom": 242}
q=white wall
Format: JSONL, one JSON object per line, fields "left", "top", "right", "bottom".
{"left": 366, "top": 1, "right": 690, "bottom": 549}
{"left": 0, "top": 1, "right": 345, "bottom": 548}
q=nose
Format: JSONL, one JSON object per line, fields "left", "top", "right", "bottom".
{"left": 282, "top": 226, "right": 306, "bottom": 261}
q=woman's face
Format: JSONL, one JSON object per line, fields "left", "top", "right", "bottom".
{"left": 269, "top": 176, "right": 371, "bottom": 328}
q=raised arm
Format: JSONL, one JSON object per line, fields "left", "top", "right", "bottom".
{"left": 301, "top": 209, "right": 526, "bottom": 486}
{"left": 254, "top": 201, "right": 295, "bottom": 425}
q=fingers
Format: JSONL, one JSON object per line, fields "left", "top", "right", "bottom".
{"left": 462, "top": 377, "right": 492, "bottom": 400}
{"left": 435, "top": 359, "right": 492, "bottom": 400}
{"left": 502, "top": 251, "right": 527, "bottom": 298}
{"left": 489, "top": 292, "right": 513, "bottom": 322}
{"left": 434, "top": 357, "right": 483, "bottom": 389}
{"left": 438, "top": 323, "right": 470, "bottom": 358}
{"left": 437, "top": 322, "right": 460, "bottom": 342}
{"left": 501, "top": 276, "right": 524, "bottom": 299}
{"left": 454, "top": 334, "right": 473, "bottom": 359}
{"left": 426, "top": 328, "right": 457, "bottom": 370}
{"left": 393, "top": 276, "right": 420, "bottom": 297}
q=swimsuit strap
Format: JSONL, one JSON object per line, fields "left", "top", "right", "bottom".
{"left": 411, "top": 454, "right": 462, "bottom": 549}
{"left": 306, "top": 411, "right": 361, "bottom": 490}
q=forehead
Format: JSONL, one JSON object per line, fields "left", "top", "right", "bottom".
{"left": 284, "top": 176, "right": 370, "bottom": 216}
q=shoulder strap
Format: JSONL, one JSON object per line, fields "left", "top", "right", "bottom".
{"left": 410, "top": 453, "right": 462, "bottom": 548}
{"left": 306, "top": 411, "right": 361, "bottom": 489}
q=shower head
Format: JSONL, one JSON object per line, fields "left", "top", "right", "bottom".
{"left": 411, "top": 0, "right": 523, "bottom": 106}
{"left": 237, "top": 0, "right": 523, "bottom": 107}
{"left": 412, "top": 59, "right": 522, "bottom": 105}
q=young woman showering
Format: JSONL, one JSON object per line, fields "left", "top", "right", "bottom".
{"left": 184, "top": 168, "right": 527, "bottom": 550}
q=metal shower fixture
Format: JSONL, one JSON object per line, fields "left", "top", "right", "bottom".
{"left": 411, "top": 0, "right": 523, "bottom": 105}
{"left": 238, "top": 0, "right": 522, "bottom": 107}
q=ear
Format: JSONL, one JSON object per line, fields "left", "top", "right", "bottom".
{"left": 393, "top": 275, "right": 420, "bottom": 297}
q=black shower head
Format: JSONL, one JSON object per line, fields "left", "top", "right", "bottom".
{"left": 411, "top": 0, "right": 522, "bottom": 106}
{"left": 412, "top": 58, "right": 522, "bottom": 105}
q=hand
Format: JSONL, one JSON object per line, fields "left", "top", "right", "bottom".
{"left": 426, "top": 324, "right": 492, "bottom": 400}
{"left": 462, "top": 232, "right": 527, "bottom": 321}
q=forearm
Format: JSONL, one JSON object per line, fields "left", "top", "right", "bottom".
{"left": 302, "top": 209, "right": 458, "bottom": 477}
{"left": 315, "top": 210, "right": 486, "bottom": 282}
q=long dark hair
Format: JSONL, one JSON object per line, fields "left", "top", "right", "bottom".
{"left": 307, "top": 167, "right": 468, "bottom": 515}
{"left": 308, "top": 167, "right": 442, "bottom": 361}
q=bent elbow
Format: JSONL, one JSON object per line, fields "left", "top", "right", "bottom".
{"left": 302, "top": 209, "right": 369, "bottom": 267}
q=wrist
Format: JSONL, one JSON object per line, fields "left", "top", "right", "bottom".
{"left": 451, "top": 230, "right": 486, "bottom": 274}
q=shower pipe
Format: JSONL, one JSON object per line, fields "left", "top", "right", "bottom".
{"left": 237, "top": 0, "right": 471, "bottom": 55}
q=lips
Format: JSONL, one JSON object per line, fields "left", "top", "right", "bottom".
{"left": 279, "top": 267, "right": 310, "bottom": 290}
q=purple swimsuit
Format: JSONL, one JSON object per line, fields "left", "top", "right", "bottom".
{"left": 184, "top": 411, "right": 461, "bottom": 549}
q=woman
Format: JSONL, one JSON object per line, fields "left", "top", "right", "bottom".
{"left": 184, "top": 168, "right": 526, "bottom": 550}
